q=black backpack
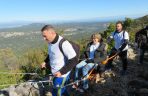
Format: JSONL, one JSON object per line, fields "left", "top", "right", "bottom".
{"left": 59, "top": 38, "right": 80, "bottom": 80}
{"left": 137, "top": 33, "right": 148, "bottom": 48}
{"left": 59, "top": 38, "right": 80, "bottom": 62}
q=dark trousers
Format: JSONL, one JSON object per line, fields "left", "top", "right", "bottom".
{"left": 138, "top": 48, "right": 147, "bottom": 64}
{"left": 105, "top": 48, "right": 128, "bottom": 71}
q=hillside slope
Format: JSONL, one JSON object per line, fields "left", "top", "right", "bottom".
{"left": 0, "top": 48, "right": 148, "bottom": 96}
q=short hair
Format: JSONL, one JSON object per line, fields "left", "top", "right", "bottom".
{"left": 41, "top": 25, "right": 54, "bottom": 32}
{"left": 116, "top": 21, "right": 123, "bottom": 26}
{"left": 91, "top": 33, "right": 102, "bottom": 40}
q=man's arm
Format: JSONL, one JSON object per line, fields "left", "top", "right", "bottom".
{"left": 135, "top": 32, "right": 139, "bottom": 43}
{"left": 118, "top": 31, "right": 129, "bottom": 51}
{"left": 40, "top": 55, "right": 49, "bottom": 69}
{"left": 44, "top": 55, "right": 49, "bottom": 64}
{"left": 107, "top": 32, "right": 114, "bottom": 43}
{"left": 59, "top": 41, "right": 77, "bottom": 75}
{"left": 118, "top": 39, "right": 129, "bottom": 51}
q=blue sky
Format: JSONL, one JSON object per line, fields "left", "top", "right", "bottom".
{"left": 0, "top": 0, "right": 148, "bottom": 22}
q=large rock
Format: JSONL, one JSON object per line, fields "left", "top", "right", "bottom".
{"left": 127, "top": 47, "right": 137, "bottom": 60}
{"left": 0, "top": 81, "right": 52, "bottom": 96}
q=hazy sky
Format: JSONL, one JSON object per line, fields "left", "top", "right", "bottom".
{"left": 0, "top": 0, "right": 148, "bottom": 22}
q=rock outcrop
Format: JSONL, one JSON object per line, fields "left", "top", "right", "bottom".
{"left": 0, "top": 81, "right": 52, "bottom": 96}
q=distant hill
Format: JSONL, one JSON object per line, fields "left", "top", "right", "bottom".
{"left": 134, "top": 15, "right": 148, "bottom": 27}
{"left": 136, "top": 15, "right": 148, "bottom": 22}
{"left": 0, "top": 22, "right": 108, "bottom": 32}
{"left": 0, "top": 23, "right": 46, "bottom": 32}
{"left": 127, "top": 15, "right": 148, "bottom": 41}
{"left": 0, "top": 21, "right": 109, "bottom": 54}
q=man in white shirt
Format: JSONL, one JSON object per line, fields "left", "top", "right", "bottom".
{"left": 106, "top": 21, "right": 129, "bottom": 75}
{"left": 40, "top": 25, "right": 78, "bottom": 96}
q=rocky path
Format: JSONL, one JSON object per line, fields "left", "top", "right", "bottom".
{"left": 0, "top": 48, "right": 148, "bottom": 96}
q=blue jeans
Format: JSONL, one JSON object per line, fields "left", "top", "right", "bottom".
{"left": 75, "top": 60, "right": 95, "bottom": 89}
{"left": 52, "top": 76, "right": 69, "bottom": 96}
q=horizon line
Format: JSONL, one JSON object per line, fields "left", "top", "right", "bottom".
{"left": 0, "top": 13, "right": 147, "bottom": 24}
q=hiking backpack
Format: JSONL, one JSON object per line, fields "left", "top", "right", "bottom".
{"left": 59, "top": 38, "right": 80, "bottom": 80}
{"left": 59, "top": 38, "right": 80, "bottom": 60}
{"left": 137, "top": 33, "right": 148, "bottom": 49}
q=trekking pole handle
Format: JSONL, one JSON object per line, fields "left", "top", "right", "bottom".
{"left": 101, "top": 53, "right": 118, "bottom": 65}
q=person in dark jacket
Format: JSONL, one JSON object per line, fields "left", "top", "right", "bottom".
{"left": 73, "top": 33, "right": 107, "bottom": 92}
{"left": 135, "top": 25, "right": 148, "bottom": 65}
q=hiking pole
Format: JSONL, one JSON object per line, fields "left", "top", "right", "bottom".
{"left": 59, "top": 64, "right": 98, "bottom": 89}
{"left": 87, "top": 66, "right": 96, "bottom": 80}
{"left": 101, "top": 53, "right": 118, "bottom": 65}
{"left": 0, "top": 72, "right": 38, "bottom": 75}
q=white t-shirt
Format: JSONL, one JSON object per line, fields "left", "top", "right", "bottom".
{"left": 48, "top": 36, "right": 76, "bottom": 77}
{"left": 89, "top": 42, "right": 100, "bottom": 59}
{"left": 110, "top": 31, "right": 129, "bottom": 51}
